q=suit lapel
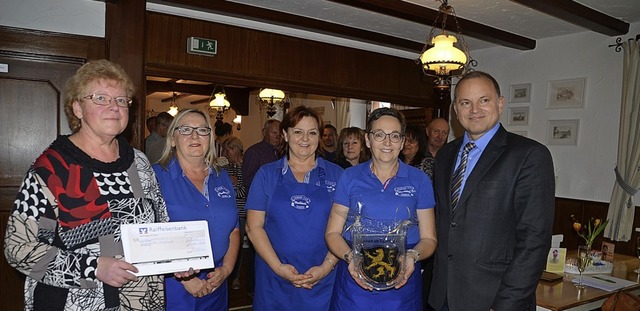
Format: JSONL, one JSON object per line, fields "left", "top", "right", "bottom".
{"left": 453, "top": 126, "right": 508, "bottom": 214}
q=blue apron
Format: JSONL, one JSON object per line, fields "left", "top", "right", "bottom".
{"left": 253, "top": 166, "right": 336, "bottom": 311}
{"left": 329, "top": 243, "right": 422, "bottom": 311}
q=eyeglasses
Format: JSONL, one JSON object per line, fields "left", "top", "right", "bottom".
{"left": 175, "top": 125, "right": 211, "bottom": 136}
{"left": 369, "top": 130, "right": 403, "bottom": 143}
{"left": 83, "top": 94, "right": 132, "bottom": 108}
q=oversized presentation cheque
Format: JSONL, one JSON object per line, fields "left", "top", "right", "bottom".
{"left": 121, "top": 220, "right": 215, "bottom": 276}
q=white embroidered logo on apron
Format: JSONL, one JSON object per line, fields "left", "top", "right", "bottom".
{"left": 290, "top": 195, "right": 311, "bottom": 210}
{"left": 317, "top": 180, "right": 337, "bottom": 192}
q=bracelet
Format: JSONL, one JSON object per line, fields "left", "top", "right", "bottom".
{"left": 343, "top": 250, "right": 353, "bottom": 263}
{"left": 325, "top": 257, "right": 335, "bottom": 270}
{"left": 407, "top": 249, "right": 420, "bottom": 263}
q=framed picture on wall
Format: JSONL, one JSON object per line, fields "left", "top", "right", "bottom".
{"left": 509, "top": 83, "right": 531, "bottom": 103}
{"left": 507, "top": 106, "right": 529, "bottom": 126}
{"left": 547, "top": 119, "right": 579, "bottom": 145}
{"left": 546, "top": 78, "right": 585, "bottom": 109}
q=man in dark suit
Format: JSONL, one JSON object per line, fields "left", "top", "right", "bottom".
{"left": 428, "top": 71, "right": 554, "bottom": 311}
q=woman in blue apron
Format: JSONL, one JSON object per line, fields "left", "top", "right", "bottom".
{"left": 153, "top": 109, "right": 240, "bottom": 311}
{"left": 325, "top": 108, "right": 437, "bottom": 311}
{"left": 246, "top": 106, "right": 343, "bottom": 311}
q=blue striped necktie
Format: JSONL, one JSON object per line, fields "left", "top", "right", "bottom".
{"left": 451, "top": 142, "right": 476, "bottom": 210}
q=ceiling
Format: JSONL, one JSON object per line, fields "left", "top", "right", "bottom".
{"left": 147, "top": 0, "right": 640, "bottom": 104}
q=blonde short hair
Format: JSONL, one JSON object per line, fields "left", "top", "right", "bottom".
{"left": 64, "top": 60, "right": 134, "bottom": 133}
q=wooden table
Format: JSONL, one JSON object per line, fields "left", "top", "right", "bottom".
{"left": 536, "top": 253, "right": 640, "bottom": 311}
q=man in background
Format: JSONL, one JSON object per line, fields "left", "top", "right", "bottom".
{"left": 215, "top": 121, "right": 233, "bottom": 157}
{"left": 242, "top": 119, "right": 281, "bottom": 300}
{"left": 422, "top": 117, "right": 449, "bottom": 311}
{"left": 144, "top": 112, "right": 173, "bottom": 162}
{"left": 146, "top": 116, "right": 156, "bottom": 137}
{"left": 320, "top": 124, "right": 338, "bottom": 163}
{"left": 429, "top": 71, "right": 554, "bottom": 311}
{"left": 426, "top": 118, "right": 450, "bottom": 157}
{"left": 144, "top": 112, "right": 173, "bottom": 152}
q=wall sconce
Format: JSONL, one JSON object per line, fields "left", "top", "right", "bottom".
{"left": 258, "top": 88, "right": 285, "bottom": 118}
{"left": 167, "top": 92, "right": 179, "bottom": 116}
{"left": 209, "top": 86, "right": 231, "bottom": 121}
{"left": 233, "top": 115, "right": 241, "bottom": 131}
{"left": 417, "top": 0, "right": 476, "bottom": 90}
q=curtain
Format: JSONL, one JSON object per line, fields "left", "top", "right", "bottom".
{"left": 605, "top": 37, "right": 640, "bottom": 241}
{"left": 336, "top": 97, "right": 350, "bottom": 131}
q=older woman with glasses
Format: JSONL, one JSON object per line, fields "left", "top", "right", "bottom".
{"left": 153, "top": 108, "right": 240, "bottom": 311}
{"left": 4, "top": 60, "right": 170, "bottom": 310}
{"left": 325, "top": 108, "right": 437, "bottom": 310}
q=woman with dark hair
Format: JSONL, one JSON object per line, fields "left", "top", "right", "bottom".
{"left": 153, "top": 108, "right": 240, "bottom": 310}
{"left": 399, "top": 124, "right": 435, "bottom": 180}
{"left": 246, "top": 106, "right": 343, "bottom": 311}
{"left": 325, "top": 107, "right": 437, "bottom": 310}
{"left": 335, "top": 127, "right": 370, "bottom": 169}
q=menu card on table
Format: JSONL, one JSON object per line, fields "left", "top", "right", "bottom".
{"left": 545, "top": 247, "right": 566, "bottom": 274}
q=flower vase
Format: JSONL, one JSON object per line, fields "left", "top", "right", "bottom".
{"left": 584, "top": 243, "right": 592, "bottom": 267}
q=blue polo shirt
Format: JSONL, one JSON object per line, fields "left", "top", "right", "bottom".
{"left": 153, "top": 158, "right": 238, "bottom": 266}
{"left": 334, "top": 160, "right": 434, "bottom": 244}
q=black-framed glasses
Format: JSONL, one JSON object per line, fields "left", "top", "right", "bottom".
{"left": 83, "top": 94, "right": 132, "bottom": 108}
{"left": 175, "top": 125, "right": 211, "bottom": 136}
{"left": 369, "top": 130, "right": 403, "bottom": 143}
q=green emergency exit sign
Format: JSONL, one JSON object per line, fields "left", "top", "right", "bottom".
{"left": 187, "top": 37, "right": 217, "bottom": 56}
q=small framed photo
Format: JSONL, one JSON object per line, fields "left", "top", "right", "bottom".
{"left": 546, "top": 78, "right": 585, "bottom": 109}
{"left": 507, "top": 106, "right": 529, "bottom": 125}
{"left": 509, "top": 83, "right": 531, "bottom": 103}
{"left": 547, "top": 119, "right": 579, "bottom": 145}
{"left": 511, "top": 130, "right": 528, "bottom": 137}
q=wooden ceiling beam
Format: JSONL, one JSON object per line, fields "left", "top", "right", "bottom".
{"left": 328, "top": 0, "right": 535, "bottom": 50}
{"left": 149, "top": 0, "right": 423, "bottom": 52}
{"left": 160, "top": 93, "right": 191, "bottom": 102}
{"left": 511, "top": 0, "right": 629, "bottom": 36}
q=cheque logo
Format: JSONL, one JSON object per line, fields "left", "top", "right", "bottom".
{"left": 139, "top": 228, "right": 148, "bottom": 234}
{"left": 215, "top": 186, "right": 231, "bottom": 199}
{"left": 394, "top": 186, "right": 415, "bottom": 197}
{"left": 290, "top": 195, "right": 311, "bottom": 210}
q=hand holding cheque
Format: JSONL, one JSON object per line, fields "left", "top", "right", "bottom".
{"left": 120, "top": 220, "right": 214, "bottom": 276}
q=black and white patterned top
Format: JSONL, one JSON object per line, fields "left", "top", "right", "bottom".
{"left": 4, "top": 135, "right": 169, "bottom": 311}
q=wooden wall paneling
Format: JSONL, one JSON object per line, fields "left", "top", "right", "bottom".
{"left": 106, "top": 0, "right": 147, "bottom": 150}
{"left": 144, "top": 12, "right": 433, "bottom": 106}
{"left": 0, "top": 25, "right": 106, "bottom": 311}
{"left": 0, "top": 26, "right": 104, "bottom": 61}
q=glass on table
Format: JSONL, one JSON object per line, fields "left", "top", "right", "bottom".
{"left": 575, "top": 245, "right": 589, "bottom": 289}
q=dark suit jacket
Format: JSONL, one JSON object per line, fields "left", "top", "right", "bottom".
{"left": 428, "top": 125, "right": 555, "bottom": 311}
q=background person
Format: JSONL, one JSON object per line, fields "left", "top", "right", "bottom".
{"left": 145, "top": 111, "right": 173, "bottom": 152}
{"left": 221, "top": 136, "right": 248, "bottom": 290}
{"left": 3, "top": 60, "right": 169, "bottom": 310}
{"left": 428, "top": 71, "right": 554, "bottom": 311}
{"left": 146, "top": 115, "right": 156, "bottom": 136}
{"left": 214, "top": 121, "right": 233, "bottom": 158}
{"left": 399, "top": 124, "right": 434, "bottom": 180}
{"left": 334, "top": 127, "right": 369, "bottom": 169}
{"left": 245, "top": 106, "right": 343, "bottom": 311}
{"left": 325, "top": 108, "right": 437, "bottom": 311}
{"left": 425, "top": 118, "right": 449, "bottom": 158}
{"left": 320, "top": 124, "right": 338, "bottom": 163}
{"left": 153, "top": 108, "right": 240, "bottom": 310}
{"left": 241, "top": 118, "right": 281, "bottom": 299}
